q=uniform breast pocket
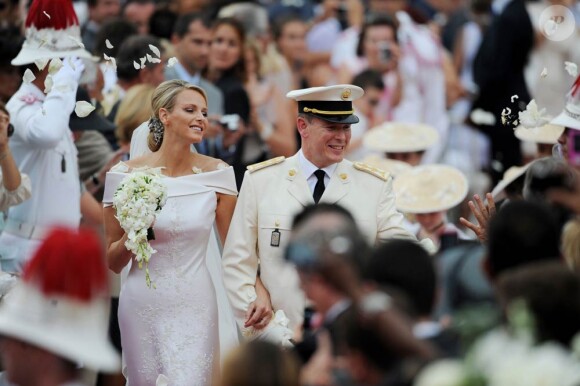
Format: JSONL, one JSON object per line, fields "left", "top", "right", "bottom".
{"left": 258, "top": 214, "right": 293, "bottom": 260}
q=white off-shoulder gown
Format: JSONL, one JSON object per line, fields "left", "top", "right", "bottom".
{"left": 103, "top": 165, "right": 239, "bottom": 386}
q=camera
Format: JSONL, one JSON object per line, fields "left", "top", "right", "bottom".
{"left": 7, "top": 123, "right": 14, "bottom": 137}
{"left": 377, "top": 42, "right": 393, "bottom": 63}
{"left": 219, "top": 114, "right": 240, "bottom": 131}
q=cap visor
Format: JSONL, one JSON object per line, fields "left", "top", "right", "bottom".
{"left": 312, "top": 114, "right": 360, "bottom": 124}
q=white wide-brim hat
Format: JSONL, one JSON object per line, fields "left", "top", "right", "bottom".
{"left": 393, "top": 165, "right": 469, "bottom": 213}
{"left": 363, "top": 122, "right": 440, "bottom": 153}
{"left": 551, "top": 76, "right": 580, "bottom": 130}
{"left": 361, "top": 154, "right": 412, "bottom": 177}
{"left": 0, "top": 282, "right": 120, "bottom": 372}
{"left": 490, "top": 163, "right": 532, "bottom": 200}
{"left": 12, "top": 26, "right": 94, "bottom": 66}
{"left": 514, "top": 124, "right": 565, "bottom": 144}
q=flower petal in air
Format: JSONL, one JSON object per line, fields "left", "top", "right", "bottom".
{"left": 75, "top": 101, "right": 95, "bottom": 118}
{"left": 149, "top": 44, "right": 161, "bottom": 58}
{"left": 565, "top": 61, "right": 578, "bottom": 77}
{"left": 167, "top": 57, "right": 178, "bottom": 68}
{"left": 23, "top": 69, "right": 36, "bottom": 84}
{"left": 48, "top": 58, "right": 63, "bottom": 75}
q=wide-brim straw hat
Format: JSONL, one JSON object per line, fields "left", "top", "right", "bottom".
{"left": 363, "top": 122, "right": 440, "bottom": 153}
{"left": 393, "top": 165, "right": 469, "bottom": 213}
{"left": 361, "top": 154, "right": 412, "bottom": 177}
{"left": 514, "top": 124, "right": 565, "bottom": 144}
{"left": 491, "top": 163, "right": 532, "bottom": 200}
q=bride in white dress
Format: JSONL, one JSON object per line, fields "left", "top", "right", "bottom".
{"left": 103, "top": 80, "right": 239, "bottom": 385}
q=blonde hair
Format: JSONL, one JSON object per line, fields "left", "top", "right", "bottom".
{"left": 147, "top": 79, "right": 208, "bottom": 152}
{"left": 562, "top": 219, "right": 580, "bottom": 273}
{"left": 115, "top": 84, "right": 155, "bottom": 146}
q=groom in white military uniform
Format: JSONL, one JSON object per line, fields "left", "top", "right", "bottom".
{"left": 222, "top": 84, "right": 428, "bottom": 341}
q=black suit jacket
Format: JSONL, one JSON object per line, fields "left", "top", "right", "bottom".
{"left": 473, "top": 0, "right": 534, "bottom": 116}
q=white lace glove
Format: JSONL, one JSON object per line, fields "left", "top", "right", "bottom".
{"left": 52, "top": 57, "right": 85, "bottom": 86}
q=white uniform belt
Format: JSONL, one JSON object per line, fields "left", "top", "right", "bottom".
{"left": 4, "top": 219, "right": 51, "bottom": 240}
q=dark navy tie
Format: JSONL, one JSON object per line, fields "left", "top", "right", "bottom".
{"left": 313, "top": 169, "right": 326, "bottom": 204}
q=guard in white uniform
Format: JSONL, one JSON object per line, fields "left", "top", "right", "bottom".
{"left": 222, "top": 84, "right": 431, "bottom": 341}
{"left": 0, "top": 0, "right": 92, "bottom": 272}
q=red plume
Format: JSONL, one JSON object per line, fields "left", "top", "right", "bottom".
{"left": 25, "top": 0, "right": 79, "bottom": 30}
{"left": 22, "top": 227, "right": 108, "bottom": 302}
{"left": 571, "top": 75, "right": 580, "bottom": 98}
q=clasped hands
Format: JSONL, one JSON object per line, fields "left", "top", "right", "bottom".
{"left": 244, "top": 278, "right": 273, "bottom": 330}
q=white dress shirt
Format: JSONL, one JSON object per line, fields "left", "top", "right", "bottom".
{"left": 297, "top": 149, "right": 338, "bottom": 195}
{"left": 173, "top": 62, "right": 201, "bottom": 86}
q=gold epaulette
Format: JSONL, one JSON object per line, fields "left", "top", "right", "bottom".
{"left": 353, "top": 162, "right": 389, "bottom": 181}
{"left": 247, "top": 156, "right": 286, "bottom": 173}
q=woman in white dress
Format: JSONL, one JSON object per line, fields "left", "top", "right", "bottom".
{"left": 102, "top": 80, "right": 239, "bottom": 385}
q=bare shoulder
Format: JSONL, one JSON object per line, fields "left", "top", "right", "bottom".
{"left": 122, "top": 154, "right": 157, "bottom": 170}
{"left": 193, "top": 154, "right": 229, "bottom": 172}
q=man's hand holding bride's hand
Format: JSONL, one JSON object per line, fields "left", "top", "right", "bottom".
{"left": 245, "top": 278, "right": 273, "bottom": 330}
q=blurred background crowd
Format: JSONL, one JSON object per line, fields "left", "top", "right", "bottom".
{"left": 0, "top": 0, "right": 579, "bottom": 385}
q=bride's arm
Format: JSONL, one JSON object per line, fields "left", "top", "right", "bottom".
{"left": 104, "top": 206, "right": 133, "bottom": 273}
{"left": 216, "top": 193, "right": 237, "bottom": 245}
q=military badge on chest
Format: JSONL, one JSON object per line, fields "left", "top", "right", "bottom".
{"left": 270, "top": 220, "right": 281, "bottom": 247}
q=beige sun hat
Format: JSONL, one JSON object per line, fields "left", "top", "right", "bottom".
{"left": 490, "top": 163, "right": 532, "bottom": 200}
{"left": 363, "top": 122, "right": 440, "bottom": 153}
{"left": 0, "top": 227, "right": 120, "bottom": 372}
{"left": 514, "top": 124, "right": 565, "bottom": 144}
{"left": 393, "top": 165, "right": 469, "bottom": 213}
{"left": 361, "top": 154, "right": 412, "bottom": 177}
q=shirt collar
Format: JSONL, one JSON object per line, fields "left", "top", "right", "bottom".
{"left": 298, "top": 149, "right": 338, "bottom": 179}
{"left": 324, "top": 299, "right": 351, "bottom": 324}
{"left": 173, "top": 61, "right": 201, "bottom": 85}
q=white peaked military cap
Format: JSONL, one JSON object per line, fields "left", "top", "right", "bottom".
{"left": 287, "top": 84, "right": 364, "bottom": 124}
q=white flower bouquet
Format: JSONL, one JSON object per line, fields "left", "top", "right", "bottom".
{"left": 113, "top": 170, "right": 168, "bottom": 288}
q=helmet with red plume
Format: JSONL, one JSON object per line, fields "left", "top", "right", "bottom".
{"left": 11, "top": 0, "right": 94, "bottom": 66}
{"left": 0, "top": 227, "right": 120, "bottom": 372}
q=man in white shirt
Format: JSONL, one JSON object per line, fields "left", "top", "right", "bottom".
{"left": 0, "top": 0, "right": 90, "bottom": 272}
{"left": 222, "top": 84, "right": 430, "bottom": 343}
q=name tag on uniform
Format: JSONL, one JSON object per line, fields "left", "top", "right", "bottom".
{"left": 270, "top": 229, "right": 281, "bottom": 247}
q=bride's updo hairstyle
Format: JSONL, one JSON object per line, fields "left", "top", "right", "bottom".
{"left": 148, "top": 79, "right": 209, "bottom": 152}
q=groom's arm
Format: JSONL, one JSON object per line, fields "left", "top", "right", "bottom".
{"left": 222, "top": 171, "right": 260, "bottom": 328}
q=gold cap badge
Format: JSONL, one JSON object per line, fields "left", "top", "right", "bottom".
{"left": 341, "top": 88, "right": 351, "bottom": 101}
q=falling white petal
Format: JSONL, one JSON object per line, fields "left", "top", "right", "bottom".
{"left": 34, "top": 58, "right": 49, "bottom": 71}
{"left": 540, "top": 67, "right": 548, "bottom": 78}
{"left": 167, "top": 57, "right": 178, "bottom": 68}
{"left": 43, "top": 11, "right": 50, "bottom": 19}
{"left": 133, "top": 60, "right": 140, "bottom": 70}
{"left": 565, "top": 61, "right": 578, "bottom": 77}
{"left": 48, "top": 58, "right": 63, "bottom": 75}
{"left": 66, "top": 34, "right": 85, "bottom": 49}
{"left": 469, "top": 109, "right": 496, "bottom": 126}
{"left": 544, "top": 19, "right": 558, "bottom": 36}
{"left": 149, "top": 44, "right": 161, "bottom": 58}
{"left": 23, "top": 69, "right": 36, "bottom": 84}
{"left": 511, "top": 95, "right": 519, "bottom": 103}
{"left": 75, "top": 101, "right": 96, "bottom": 118}
{"left": 156, "top": 374, "right": 169, "bottom": 386}
{"left": 518, "top": 99, "right": 551, "bottom": 129}
{"left": 44, "top": 75, "right": 53, "bottom": 93}
{"left": 140, "top": 56, "right": 147, "bottom": 69}
{"left": 146, "top": 54, "right": 161, "bottom": 64}
{"left": 106, "top": 39, "right": 114, "bottom": 49}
